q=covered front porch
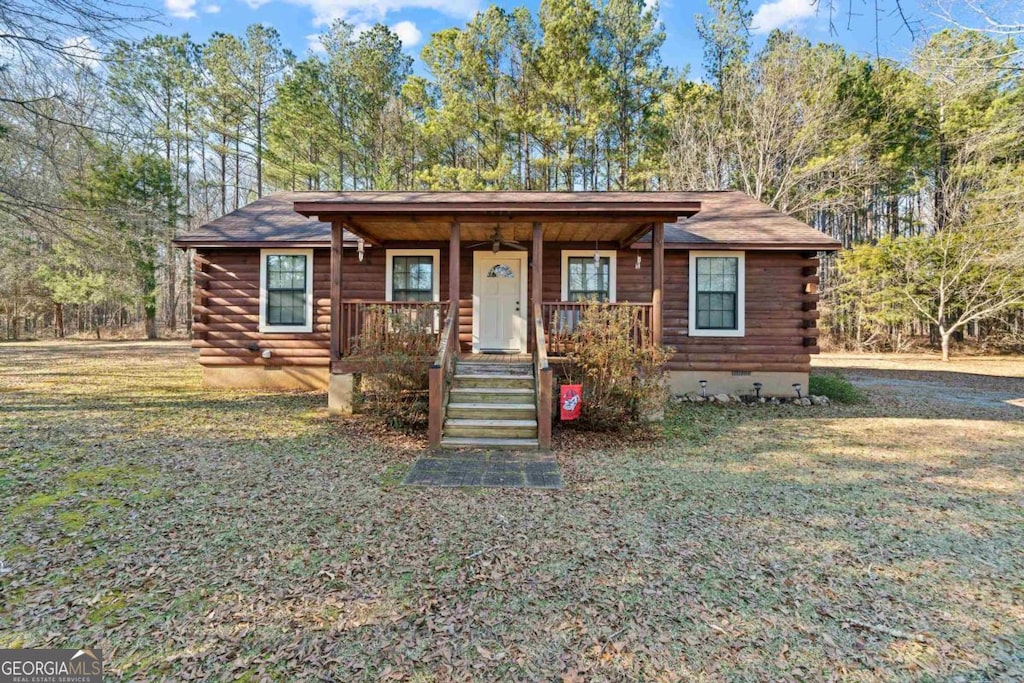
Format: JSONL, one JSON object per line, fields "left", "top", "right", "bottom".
{"left": 294, "top": 192, "right": 699, "bottom": 449}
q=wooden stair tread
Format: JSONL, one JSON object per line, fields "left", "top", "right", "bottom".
{"left": 450, "top": 387, "right": 534, "bottom": 395}
{"left": 445, "top": 418, "right": 537, "bottom": 427}
{"left": 448, "top": 402, "right": 535, "bottom": 410}
{"left": 440, "top": 437, "right": 540, "bottom": 449}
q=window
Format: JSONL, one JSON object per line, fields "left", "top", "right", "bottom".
{"left": 560, "top": 250, "right": 617, "bottom": 302}
{"left": 386, "top": 249, "right": 440, "bottom": 302}
{"left": 259, "top": 249, "right": 314, "bottom": 333}
{"left": 689, "top": 251, "right": 745, "bottom": 337}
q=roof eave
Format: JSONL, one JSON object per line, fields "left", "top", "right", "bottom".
{"left": 632, "top": 241, "right": 842, "bottom": 251}
{"left": 172, "top": 238, "right": 340, "bottom": 250}
{"left": 293, "top": 200, "right": 701, "bottom": 219}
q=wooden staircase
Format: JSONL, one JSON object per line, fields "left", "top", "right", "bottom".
{"left": 440, "top": 359, "right": 539, "bottom": 450}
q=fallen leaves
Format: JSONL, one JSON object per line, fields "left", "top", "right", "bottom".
{"left": 1, "top": 342, "right": 1023, "bottom": 680}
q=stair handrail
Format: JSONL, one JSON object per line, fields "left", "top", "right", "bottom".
{"left": 428, "top": 300, "right": 458, "bottom": 448}
{"left": 533, "top": 302, "right": 552, "bottom": 450}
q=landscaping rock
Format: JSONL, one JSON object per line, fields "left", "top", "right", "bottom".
{"left": 674, "top": 392, "right": 831, "bottom": 408}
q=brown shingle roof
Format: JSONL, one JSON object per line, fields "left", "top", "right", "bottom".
{"left": 637, "top": 191, "right": 840, "bottom": 251}
{"left": 173, "top": 192, "right": 339, "bottom": 248}
{"left": 173, "top": 190, "right": 840, "bottom": 251}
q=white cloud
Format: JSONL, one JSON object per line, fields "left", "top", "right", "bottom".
{"left": 391, "top": 20, "right": 422, "bottom": 48}
{"left": 751, "top": 0, "right": 816, "bottom": 34}
{"left": 165, "top": 0, "right": 198, "bottom": 19}
{"left": 62, "top": 36, "right": 100, "bottom": 68}
{"left": 279, "top": 0, "right": 479, "bottom": 28}
{"left": 203, "top": 4, "right": 221, "bottom": 13}
{"left": 306, "top": 33, "right": 326, "bottom": 54}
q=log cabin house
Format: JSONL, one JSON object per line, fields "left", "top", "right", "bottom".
{"left": 173, "top": 191, "right": 840, "bottom": 450}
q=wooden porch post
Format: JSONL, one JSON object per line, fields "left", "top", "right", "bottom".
{"left": 449, "top": 221, "right": 460, "bottom": 315}
{"left": 652, "top": 222, "right": 664, "bottom": 347}
{"left": 330, "top": 220, "right": 343, "bottom": 361}
{"left": 532, "top": 221, "right": 552, "bottom": 450}
{"left": 532, "top": 221, "right": 543, "bottom": 335}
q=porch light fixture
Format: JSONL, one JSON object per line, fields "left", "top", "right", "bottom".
{"left": 699, "top": 379, "right": 708, "bottom": 398}
{"left": 793, "top": 383, "right": 803, "bottom": 399}
{"left": 635, "top": 253, "right": 642, "bottom": 269}
{"left": 357, "top": 238, "right": 365, "bottom": 263}
{"left": 753, "top": 382, "right": 762, "bottom": 398}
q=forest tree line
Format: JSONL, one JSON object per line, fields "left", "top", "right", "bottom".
{"left": 1, "top": 0, "right": 1022, "bottom": 357}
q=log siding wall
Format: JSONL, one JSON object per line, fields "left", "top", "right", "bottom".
{"left": 662, "top": 251, "right": 819, "bottom": 374}
{"left": 192, "top": 248, "right": 333, "bottom": 368}
{"left": 192, "top": 245, "right": 819, "bottom": 374}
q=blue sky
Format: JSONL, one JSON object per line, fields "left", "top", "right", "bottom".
{"left": 147, "top": 0, "right": 927, "bottom": 79}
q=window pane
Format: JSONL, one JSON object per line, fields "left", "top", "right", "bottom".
{"left": 265, "top": 254, "right": 308, "bottom": 327}
{"left": 567, "top": 257, "right": 610, "bottom": 301}
{"left": 695, "top": 257, "right": 738, "bottom": 330}
{"left": 267, "top": 291, "right": 306, "bottom": 325}
{"left": 392, "top": 255, "right": 434, "bottom": 301}
{"left": 267, "top": 255, "right": 305, "bottom": 290}
{"left": 696, "top": 257, "right": 737, "bottom": 293}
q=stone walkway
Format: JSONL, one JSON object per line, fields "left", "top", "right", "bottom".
{"left": 402, "top": 450, "right": 563, "bottom": 489}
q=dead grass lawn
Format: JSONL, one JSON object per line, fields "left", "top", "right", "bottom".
{"left": 1, "top": 342, "right": 1021, "bottom": 681}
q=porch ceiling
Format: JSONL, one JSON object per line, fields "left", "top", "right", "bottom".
{"left": 293, "top": 192, "right": 700, "bottom": 245}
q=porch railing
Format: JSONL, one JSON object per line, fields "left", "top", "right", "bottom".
{"left": 541, "top": 302, "right": 655, "bottom": 356}
{"left": 533, "top": 302, "right": 553, "bottom": 450}
{"left": 428, "top": 301, "right": 459, "bottom": 449}
{"left": 340, "top": 300, "right": 447, "bottom": 357}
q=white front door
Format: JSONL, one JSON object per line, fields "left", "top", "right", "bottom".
{"left": 474, "top": 252, "right": 527, "bottom": 352}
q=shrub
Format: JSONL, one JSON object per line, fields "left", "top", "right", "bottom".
{"left": 564, "top": 302, "right": 671, "bottom": 428}
{"left": 809, "top": 372, "right": 865, "bottom": 404}
{"left": 354, "top": 305, "right": 438, "bottom": 428}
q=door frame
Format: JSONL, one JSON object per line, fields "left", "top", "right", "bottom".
{"left": 472, "top": 250, "right": 529, "bottom": 353}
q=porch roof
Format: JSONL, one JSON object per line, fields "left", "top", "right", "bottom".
{"left": 293, "top": 191, "right": 701, "bottom": 245}
{"left": 173, "top": 190, "right": 841, "bottom": 251}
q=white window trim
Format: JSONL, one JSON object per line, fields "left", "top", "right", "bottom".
{"left": 259, "top": 248, "right": 314, "bottom": 334}
{"left": 688, "top": 250, "right": 745, "bottom": 338}
{"left": 560, "top": 250, "right": 617, "bottom": 302}
{"left": 385, "top": 249, "right": 441, "bottom": 302}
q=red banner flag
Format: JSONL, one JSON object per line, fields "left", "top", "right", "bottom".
{"left": 560, "top": 384, "right": 582, "bottom": 421}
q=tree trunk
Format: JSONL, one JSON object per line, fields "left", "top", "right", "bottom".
{"left": 234, "top": 129, "right": 241, "bottom": 210}
{"left": 256, "top": 110, "right": 263, "bottom": 198}
{"left": 55, "top": 302, "right": 64, "bottom": 338}
{"left": 167, "top": 244, "right": 177, "bottom": 331}
{"left": 940, "top": 328, "right": 951, "bottom": 361}
{"left": 220, "top": 128, "right": 228, "bottom": 215}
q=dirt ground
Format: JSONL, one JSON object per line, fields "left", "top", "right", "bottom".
{"left": 815, "top": 352, "right": 1024, "bottom": 414}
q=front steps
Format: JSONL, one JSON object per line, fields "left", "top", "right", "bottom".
{"left": 441, "top": 360, "right": 539, "bottom": 450}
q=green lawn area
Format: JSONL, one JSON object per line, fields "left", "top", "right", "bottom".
{"left": 1, "top": 341, "right": 1022, "bottom": 681}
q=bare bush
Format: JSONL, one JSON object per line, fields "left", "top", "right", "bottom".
{"left": 353, "top": 305, "right": 437, "bottom": 428}
{"left": 564, "top": 302, "right": 671, "bottom": 429}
